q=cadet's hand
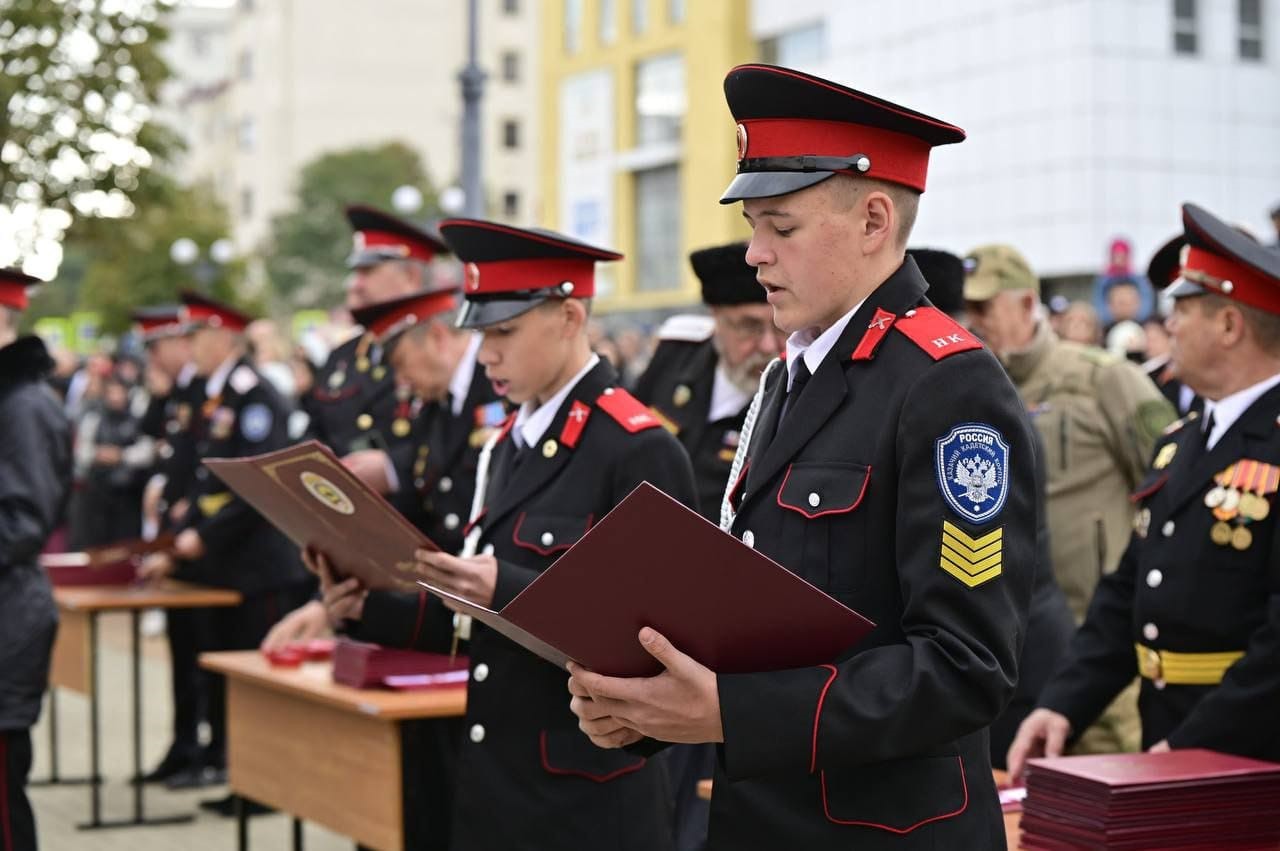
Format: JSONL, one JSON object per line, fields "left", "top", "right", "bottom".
{"left": 567, "top": 628, "right": 723, "bottom": 746}
{"left": 1148, "top": 739, "right": 1171, "bottom": 753}
{"left": 173, "top": 528, "right": 205, "bottom": 560}
{"left": 341, "top": 449, "right": 392, "bottom": 494}
{"left": 168, "top": 498, "right": 190, "bottom": 524}
{"left": 142, "top": 478, "right": 164, "bottom": 527}
{"left": 260, "top": 600, "right": 331, "bottom": 653}
{"left": 94, "top": 445, "right": 123, "bottom": 465}
{"left": 413, "top": 549, "right": 497, "bottom": 608}
{"left": 1006, "top": 708, "right": 1073, "bottom": 784}
{"left": 137, "top": 552, "right": 175, "bottom": 584}
{"left": 314, "top": 552, "right": 367, "bottom": 626}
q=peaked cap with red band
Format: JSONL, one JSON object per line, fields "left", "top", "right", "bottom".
{"left": 1165, "top": 203, "right": 1280, "bottom": 316}
{"left": 131, "top": 305, "right": 188, "bottom": 343}
{"left": 0, "top": 268, "right": 43, "bottom": 312}
{"left": 346, "top": 204, "right": 449, "bottom": 270}
{"left": 1147, "top": 234, "right": 1187, "bottom": 290}
{"left": 350, "top": 287, "right": 461, "bottom": 346}
{"left": 720, "top": 64, "right": 965, "bottom": 204}
{"left": 179, "top": 290, "right": 253, "bottom": 333}
{"left": 439, "top": 218, "right": 623, "bottom": 329}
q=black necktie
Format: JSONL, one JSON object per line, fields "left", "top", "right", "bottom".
{"left": 778, "top": 358, "right": 812, "bottom": 426}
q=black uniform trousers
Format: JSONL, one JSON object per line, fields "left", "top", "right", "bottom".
{"left": 0, "top": 730, "right": 35, "bottom": 851}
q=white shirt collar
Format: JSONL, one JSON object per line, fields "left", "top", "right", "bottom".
{"left": 513, "top": 353, "right": 601, "bottom": 448}
{"left": 1203, "top": 372, "right": 1280, "bottom": 450}
{"left": 205, "top": 354, "right": 239, "bottom": 398}
{"left": 708, "top": 362, "right": 752, "bottom": 423}
{"left": 448, "top": 333, "right": 482, "bottom": 417}
{"left": 783, "top": 299, "right": 867, "bottom": 389}
{"left": 177, "top": 361, "right": 198, "bottom": 389}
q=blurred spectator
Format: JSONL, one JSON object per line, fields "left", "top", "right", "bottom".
{"left": 1103, "top": 278, "right": 1145, "bottom": 327}
{"left": 1105, "top": 319, "right": 1147, "bottom": 364}
{"left": 73, "top": 372, "right": 154, "bottom": 546}
{"left": 1059, "top": 300, "right": 1102, "bottom": 345}
{"left": 614, "top": 325, "right": 651, "bottom": 386}
{"left": 1142, "top": 316, "right": 1171, "bottom": 362}
{"left": 246, "top": 318, "right": 297, "bottom": 398}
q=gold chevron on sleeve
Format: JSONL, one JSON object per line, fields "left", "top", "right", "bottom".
{"left": 939, "top": 520, "right": 1003, "bottom": 588}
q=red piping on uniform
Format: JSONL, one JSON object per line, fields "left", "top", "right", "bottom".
{"left": 462, "top": 508, "right": 487, "bottom": 538}
{"left": 538, "top": 730, "right": 646, "bottom": 783}
{"left": 728, "top": 462, "right": 750, "bottom": 508}
{"left": 810, "top": 664, "right": 838, "bottom": 773}
{"left": 511, "top": 513, "right": 593, "bottom": 556}
{"left": 409, "top": 590, "right": 428, "bottom": 646}
{"left": 820, "top": 756, "right": 969, "bottom": 832}
{"left": 777, "top": 466, "right": 871, "bottom": 519}
{"left": 0, "top": 732, "right": 10, "bottom": 851}
{"left": 1130, "top": 475, "right": 1168, "bottom": 503}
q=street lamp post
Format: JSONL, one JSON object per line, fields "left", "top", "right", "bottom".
{"left": 170, "top": 237, "right": 234, "bottom": 291}
{"left": 458, "top": 0, "right": 486, "bottom": 218}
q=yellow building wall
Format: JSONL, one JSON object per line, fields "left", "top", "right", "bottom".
{"left": 538, "top": 0, "right": 754, "bottom": 314}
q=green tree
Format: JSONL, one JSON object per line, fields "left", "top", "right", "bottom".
{"left": 0, "top": 0, "right": 178, "bottom": 241}
{"left": 266, "top": 141, "right": 440, "bottom": 308}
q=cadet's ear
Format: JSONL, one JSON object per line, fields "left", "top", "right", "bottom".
{"left": 560, "top": 298, "right": 589, "bottom": 338}
{"left": 861, "top": 190, "right": 895, "bottom": 255}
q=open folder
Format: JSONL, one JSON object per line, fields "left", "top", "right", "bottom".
{"left": 204, "top": 440, "right": 438, "bottom": 591}
{"left": 425, "top": 483, "right": 875, "bottom": 677}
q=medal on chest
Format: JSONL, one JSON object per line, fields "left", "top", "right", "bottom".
{"left": 1205, "top": 460, "right": 1277, "bottom": 551}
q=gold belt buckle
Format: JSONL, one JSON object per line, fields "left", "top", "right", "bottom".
{"left": 1139, "top": 645, "right": 1163, "bottom": 680}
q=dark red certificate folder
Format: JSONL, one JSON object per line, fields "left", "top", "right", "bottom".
{"left": 204, "top": 440, "right": 437, "bottom": 591}
{"left": 40, "top": 534, "right": 174, "bottom": 586}
{"left": 425, "top": 482, "right": 874, "bottom": 677}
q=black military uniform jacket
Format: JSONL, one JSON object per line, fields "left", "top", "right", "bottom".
{"left": 1039, "top": 381, "right": 1280, "bottom": 760}
{"left": 634, "top": 336, "right": 748, "bottom": 523}
{"left": 363, "top": 359, "right": 695, "bottom": 851}
{"left": 178, "top": 357, "right": 307, "bottom": 595}
{"left": 0, "top": 337, "right": 70, "bottom": 730}
{"left": 713, "top": 258, "right": 1036, "bottom": 850}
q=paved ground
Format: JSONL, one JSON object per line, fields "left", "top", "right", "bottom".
{"left": 28, "top": 611, "right": 354, "bottom": 850}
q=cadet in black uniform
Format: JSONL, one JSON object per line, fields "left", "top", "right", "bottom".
{"left": 1009, "top": 203, "right": 1280, "bottom": 778}
{"left": 569, "top": 64, "right": 1036, "bottom": 851}
{"left": 147, "top": 292, "right": 313, "bottom": 812}
{"left": 321, "top": 220, "right": 696, "bottom": 851}
{"left": 0, "top": 269, "right": 71, "bottom": 851}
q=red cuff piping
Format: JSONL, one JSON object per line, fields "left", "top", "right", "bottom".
{"left": 810, "top": 663, "right": 838, "bottom": 773}
{"left": 820, "top": 755, "right": 969, "bottom": 832}
{"left": 538, "top": 730, "right": 646, "bottom": 783}
{"left": 409, "top": 590, "right": 428, "bottom": 646}
{"left": 1130, "top": 474, "right": 1168, "bottom": 503}
{"left": 778, "top": 465, "right": 871, "bottom": 519}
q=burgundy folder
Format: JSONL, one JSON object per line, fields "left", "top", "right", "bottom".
{"left": 331, "top": 639, "right": 469, "bottom": 690}
{"left": 40, "top": 534, "right": 175, "bottom": 586}
{"left": 205, "top": 440, "right": 438, "bottom": 592}
{"left": 424, "top": 482, "right": 874, "bottom": 677}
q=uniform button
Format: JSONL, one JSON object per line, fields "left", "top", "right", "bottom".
{"left": 414, "top": 477, "right": 425, "bottom": 490}
{"left": 1161, "top": 520, "right": 1175, "bottom": 537}
{"left": 444, "top": 513, "right": 460, "bottom": 530}
{"left": 438, "top": 477, "right": 453, "bottom": 493}
{"left": 808, "top": 492, "right": 820, "bottom": 508}
{"left": 469, "top": 724, "right": 485, "bottom": 743}
{"left": 603, "top": 387, "right": 615, "bottom": 395}
{"left": 473, "top": 663, "right": 489, "bottom": 682}
{"left": 541, "top": 531, "right": 554, "bottom": 547}
{"left": 742, "top": 530, "right": 754, "bottom": 548}
{"left": 1153, "top": 678, "right": 1167, "bottom": 690}
{"left": 1143, "top": 622, "right": 1159, "bottom": 641}
{"left": 1146, "top": 569, "right": 1163, "bottom": 588}
{"left": 197, "top": 468, "right": 209, "bottom": 480}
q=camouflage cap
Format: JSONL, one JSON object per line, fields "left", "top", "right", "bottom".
{"left": 962, "top": 244, "right": 1039, "bottom": 302}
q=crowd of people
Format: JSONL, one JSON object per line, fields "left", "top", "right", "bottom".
{"left": 2, "top": 59, "right": 1279, "bottom": 851}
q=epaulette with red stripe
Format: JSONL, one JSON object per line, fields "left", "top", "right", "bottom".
{"left": 892, "top": 307, "right": 983, "bottom": 361}
{"left": 595, "top": 387, "right": 661, "bottom": 433}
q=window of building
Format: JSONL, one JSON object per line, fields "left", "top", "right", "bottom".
{"left": 237, "top": 48, "right": 253, "bottom": 81}
{"left": 1239, "top": 0, "right": 1264, "bottom": 59}
{"left": 502, "top": 191, "right": 520, "bottom": 219}
{"left": 190, "top": 29, "right": 209, "bottom": 57}
{"left": 238, "top": 0, "right": 253, "bottom": 11}
{"left": 501, "top": 50, "right": 520, "bottom": 83}
{"left": 760, "top": 22, "right": 826, "bottom": 66}
{"left": 599, "top": 0, "right": 618, "bottom": 44}
{"left": 237, "top": 116, "right": 254, "bottom": 151}
{"left": 634, "top": 165, "right": 680, "bottom": 292}
{"left": 635, "top": 53, "right": 685, "bottom": 146}
{"left": 631, "top": 0, "right": 648, "bottom": 36}
{"left": 503, "top": 0, "right": 519, "bottom": 14}
{"left": 502, "top": 118, "right": 521, "bottom": 149}
{"left": 1173, "top": 0, "right": 1198, "bottom": 55}
{"left": 564, "top": 0, "right": 583, "bottom": 53}
{"left": 240, "top": 187, "right": 253, "bottom": 217}
{"left": 668, "top": 0, "right": 686, "bottom": 25}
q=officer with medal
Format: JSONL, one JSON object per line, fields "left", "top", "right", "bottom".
{"left": 0, "top": 268, "right": 71, "bottom": 851}
{"left": 131, "top": 306, "right": 216, "bottom": 786}
{"left": 568, "top": 64, "right": 1035, "bottom": 850}
{"left": 141, "top": 291, "right": 313, "bottom": 812}
{"left": 319, "top": 219, "right": 697, "bottom": 851}
{"left": 1008, "top": 203, "right": 1280, "bottom": 777}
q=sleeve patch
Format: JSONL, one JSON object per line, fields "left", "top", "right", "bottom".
{"left": 596, "top": 388, "right": 661, "bottom": 433}
{"left": 240, "top": 403, "right": 274, "bottom": 442}
{"left": 893, "top": 307, "right": 983, "bottom": 361}
{"left": 935, "top": 423, "right": 1010, "bottom": 524}
{"left": 939, "top": 520, "right": 1003, "bottom": 588}
{"left": 229, "top": 365, "right": 260, "bottom": 395}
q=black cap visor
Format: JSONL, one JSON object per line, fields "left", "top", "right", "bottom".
{"left": 719, "top": 170, "right": 835, "bottom": 204}
{"left": 457, "top": 295, "right": 553, "bottom": 330}
{"left": 1164, "top": 277, "right": 1207, "bottom": 300}
{"left": 346, "top": 247, "right": 414, "bottom": 270}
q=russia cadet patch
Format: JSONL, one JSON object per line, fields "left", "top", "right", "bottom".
{"left": 240, "top": 403, "right": 273, "bottom": 442}
{"left": 935, "top": 423, "right": 1010, "bottom": 524}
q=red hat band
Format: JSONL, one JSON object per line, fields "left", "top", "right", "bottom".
{"left": 367, "top": 290, "right": 459, "bottom": 341}
{"left": 356, "top": 230, "right": 438, "bottom": 264}
{"left": 182, "top": 303, "right": 248, "bottom": 333}
{"left": 737, "top": 118, "right": 934, "bottom": 192}
{"left": 1182, "top": 246, "right": 1280, "bottom": 316}
{"left": 464, "top": 257, "right": 596, "bottom": 298}
{"left": 136, "top": 317, "right": 186, "bottom": 340}
{"left": 0, "top": 285, "right": 28, "bottom": 312}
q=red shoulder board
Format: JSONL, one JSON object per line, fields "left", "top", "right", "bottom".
{"left": 559, "top": 400, "right": 592, "bottom": 448}
{"left": 596, "top": 387, "right": 662, "bottom": 433}
{"left": 494, "top": 411, "right": 518, "bottom": 444}
{"left": 851, "top": 308, "right": 897, "bottom": 361}
{"left": 893, "top": 307, "right": 983, "bottom": 361}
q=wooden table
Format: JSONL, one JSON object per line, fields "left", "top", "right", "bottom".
{"left": 42, "top": 581, "right": 241, "bottom": 830}
{"left": 696, "top": 771, "right": 1021, "bottom": 850}
{"left": 201, "top": 650, "right": 467, "bottom": 851}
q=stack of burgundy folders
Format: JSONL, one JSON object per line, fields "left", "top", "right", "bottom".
{"left": 39, "top": 535, "right": 175, "bottom": 586}
{"left": 1020, "top": 749, "right": 1280, "bottom": 850}
{"left": 330, "top": 639, "right": 469, "bottom": 691}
